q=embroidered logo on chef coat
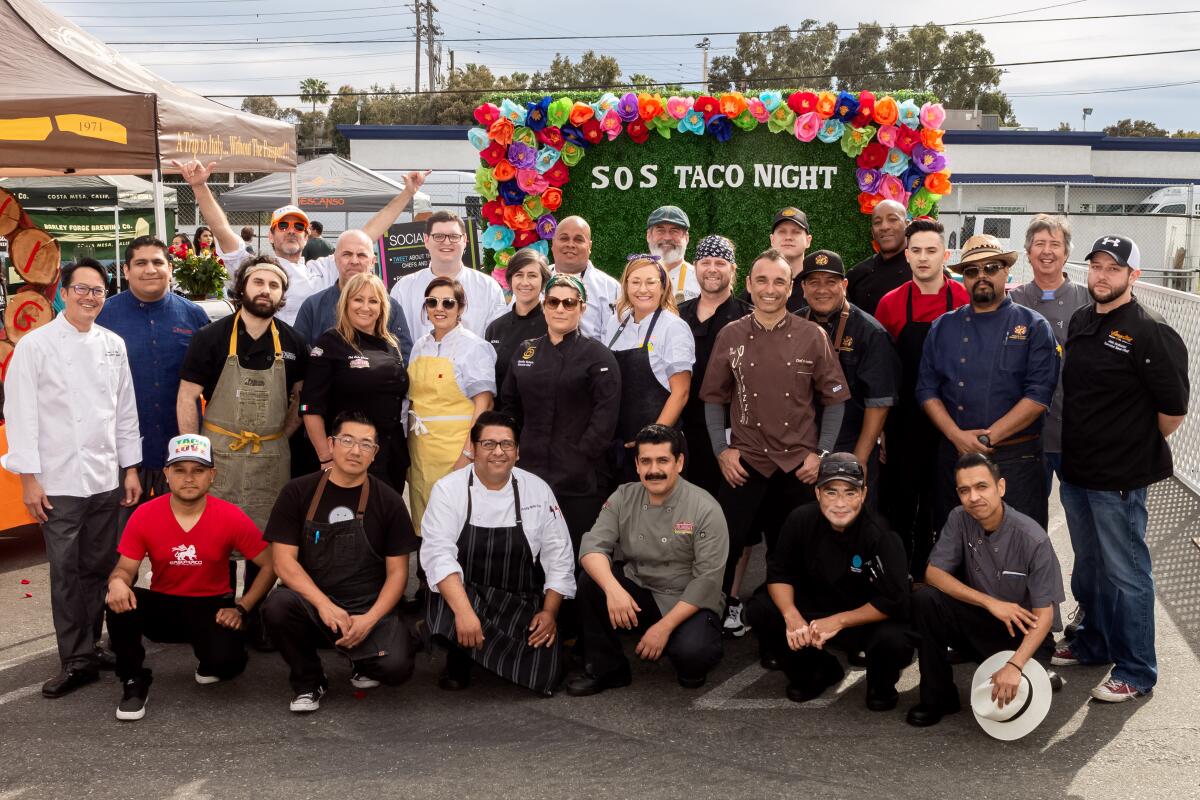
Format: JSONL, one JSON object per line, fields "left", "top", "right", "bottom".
{"left": 172, "top": 326, "right": 194, "bottom": 335}
{"left": 281, "top": 351, "right": 297, "bottom": 361}
{"left": 1105, "top": 329, "right": 1134, "bottom": 354}
{"left": 522, "top": 344, "right": 536, "bottom": 359}
{"left": 840, "top": 335, "right": 854, "bottom": 351}
{"left": 673, "top": 521, "right": 695, "bottom": 535}
{"left": 850, "top": 554, "right": 863, "bottom": 573}
{"left": 348, "top": 356, "right": 370, "bottom": 369}
{"left": 311, "top": 347, "right": 324, "bottom": 357}
{"left": 1010, "top": 324, "right": 1028, "bottom": 341}
{"left": 169, "top": 544, "right": 201, "bottom": 567}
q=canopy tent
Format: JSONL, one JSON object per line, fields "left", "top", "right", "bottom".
{"left": 220, "top": 155, "right": 405, "bottom": 212}
{"left": 0, "top": 175, "right": 178, "bottom": 208}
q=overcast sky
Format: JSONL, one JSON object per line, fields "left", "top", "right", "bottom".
{"left": 47, "top": 0, "right": 1200, "bottom": 132}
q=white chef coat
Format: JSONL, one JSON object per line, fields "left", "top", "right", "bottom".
{"left": 218, "top": 243, "right": 338, "bottom": 327}
{"left": 390, "top": 264, "right": 508, "bottom": 345}
{"left": 420, "top": 466, "right": 576, "bottom": 599}
{"left": 549, "top": 261, "right": 620, "bottom": 340}
{"left": 408, "top": 325, "right": 498, "bottom": 401}
{"left": 668, "top": 260, "right": 701, "bottom": 302}
{"left": 2, "top": 315, "right": 142, "bottom": 497}
{"left": 601, "top": 308, "right": 696, "bottom": 391}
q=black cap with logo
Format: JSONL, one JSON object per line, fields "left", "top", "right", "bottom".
{"left": 799, "top": 249, "right": 845, "bottom": 279}
{"left": 772, "top": 207, "right": 810, "bottom": 233}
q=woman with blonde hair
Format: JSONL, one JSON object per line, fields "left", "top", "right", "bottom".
{"left": 601, "top": 254, "right": 695, "bottom": 481}
{"left": 300, "top": 272, "right": 411, "bottom": 489}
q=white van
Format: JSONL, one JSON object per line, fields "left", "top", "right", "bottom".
{"left": 1132, "top": 187, "right": 1199, "bottom": 215}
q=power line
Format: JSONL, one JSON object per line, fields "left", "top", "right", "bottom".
{"left": 63, "top": 2, "right": 397, "bottom": 17}
{"left": 1007, "top": 77, "right": 1200, "bottom": 97}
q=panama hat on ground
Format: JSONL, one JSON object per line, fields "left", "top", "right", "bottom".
{"left": 970, "top": 650, "right": 1053, "bottom": 741}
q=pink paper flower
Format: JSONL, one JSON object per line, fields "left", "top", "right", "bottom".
{"left": 794, "top": 111, "right": 821, "bottom": 142}
{"left": 747, "top": 97, "right": 769, "bottom": 122}
{"left": 666, "top": 96, "right": 692, "bottom": 120}
{"left": 920, "top": 102, "right": 946, "bottom": 130}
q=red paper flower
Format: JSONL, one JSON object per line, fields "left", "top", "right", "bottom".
{"left": 856, "top": 141, "right": 888, "bottom": 170}
{"left": 482, "top": 200, "right": 505, "bottom": 225}
{"left": 513, "top": 228, "right": 539, "bottom": 248}
{"left": 536, "top": 126, "right": 565, "bottom": 150}
{"left": 488, "top": 117, "right": 514, "bottom": 146}
{"left": 896, "top": 125, "right": 920, "bottom": 155}
{"left": 787, "top": 91, "right": 819, "bottom": 115}
{"left": 479, "top": 142, "right": 506, "bottom": 166}
{"left": 581, "top": 118, "right": 603, "bottom": 145}
{"left": 474, "top": 103, "right": 501, "bottom": 126}
{"left": 627, "top": 118, "right": 650, "bottom": 143}
{"left": 857, "top": 191, "right": 884, "bottom": 214}
{"left": 851, "top": 91, "right": 876, "bottom": 127}
{"left": 541, "top": 187, "right": 564, "bottom": 211}
{"left": 694, "top": 95, "right": 720, "bottom": 121}
{"left": 543, "top": 162, "right": 570, "bottom": 187}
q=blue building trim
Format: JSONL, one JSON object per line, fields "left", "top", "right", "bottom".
{"left": 944, "top": 129, "right": 1200, "bottom": 152}
{"left": 338, "top": 124, "right": 471, "bottom": 140}
{"left": 952, "top": 174, "right": 1200, "bottom": 185}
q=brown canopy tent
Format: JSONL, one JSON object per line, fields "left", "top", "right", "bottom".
{"left": 0, "top": 0, "right": 296, "bottom": 233}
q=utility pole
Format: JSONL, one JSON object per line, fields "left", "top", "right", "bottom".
{"left": 425, "top": 1, "right": 440, "bottom": 90}
{"left": 695, "top": 37, "right": 711, "bottom": 87}
{"left": 449, "top": 49, "right": 455, "bottom": 78}
{"left": 413, "top": 1, "right": 421, "bottom": 93}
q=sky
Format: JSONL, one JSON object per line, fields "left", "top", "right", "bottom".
{"left": 44, "top": 0, "right": 1200, "bottom": 133}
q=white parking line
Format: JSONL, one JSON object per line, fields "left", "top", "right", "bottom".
{"left": 0, "top": 683, "right": 40, "bottom": 707}
{"left": 692, "top": 661, "right": 865, "bottom": 710}
{"left": 0, "top": 642, "right": 57, "bottom": 674}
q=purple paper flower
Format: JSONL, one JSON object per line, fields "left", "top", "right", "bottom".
{"left": 856, "top": 168, "right": 884, "bottom": 194}
{"left": 536, "top": 213, "right": 558, "bottom": 240}
{"left": 911, "top": 143, "right": 947, "bottom": 174}
{"left": 707, "top": 113, "right": 733, "bottom": 143}
{"left": 617, "top": 92, "right": 640, "bottom": 122}
{"left": 507, "top": 142, "right": 537, "bottom": 170}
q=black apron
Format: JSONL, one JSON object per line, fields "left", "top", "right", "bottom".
{"left": 895, "top": 283, "right": 953, "bottom": 424}
{"left": 424, "top": 473, "right": 562, "bottom": 695}
{"left": 297, "top": 473, "right": 400, "bottom": 661}
{"left": 608, "top": 308, "right": 670, "bottom": 443}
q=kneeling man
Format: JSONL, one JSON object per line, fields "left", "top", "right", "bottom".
{"left": 907, "top": 453, "right": 1065, "bottom": 727}
{"left": 569, "top": 425, "right": 728, "bottom": 695}
{"left": 745, "top": 453, "right": 912, "bottom": 708}
{"left": 421, "top": 411, "right": 576, "bottom": 695}
{"left": 262, "top": 412, "right": 418, "bottom": 713}
{"left": 105, "top": 435, "right": 275, "bottom": 721}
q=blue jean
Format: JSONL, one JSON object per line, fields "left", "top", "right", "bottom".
{"left": 1044, "top": 451, "right": 1062, "bottom": 499}
{"left": 1059, "top": 481, "right": 1156, "bottom": 692}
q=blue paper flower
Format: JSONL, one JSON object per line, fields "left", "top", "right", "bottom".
{"left": 523, "top": 97, "right": 551, "bottom": 132}
{"left": 499, "top": 98, "right": 527, "bottom": 126}
{"left": 897, "top": 99, "right": 921, "bottom": 130}
{"left": 816, "top": 118, "right": 845, "bottom": 143}
{"left": 758, "top": 90, "right": 783, "bottom": 112}
{"left": 525, "top": 239, "right": 550, "bottom": 258}
{"left": 467, "top": 127, "right": 491, "bottom": 151}
{"left": 482, "top": 224, "right": 515, "bottom": 251}
{"left": 534, "top": 146, "right": 561, "bottom": 174}
{"left": 901, "top": 165, "right": 926, "bottom": 195}
{"left": 881, "top": 147, "right": 911, "bottom": 177}
{"left": 678, "top": 109, "right": 705, "bottom": 135}
{"left": 560, "top": 124, "right": 589, "bottom": 148}
{"left": 498, "top": 179, "right": 526, "bottom": 206}
{"left": 832, "top": 91, "right": 860, "bottom": 122}
{"left": 706, "top": 113, "right": 733, "bottom": 143}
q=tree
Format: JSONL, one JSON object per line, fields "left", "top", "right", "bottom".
{"left": 1057, "top": 122, "right": 1073, "bottom": 132}
{"left": 1174, "top": 129, "right": 1200, "bottom": 139}
{"left": 530, "top": 51, "right": 622, "bottom": 90}
{"left": 240, "top": 95, "right": 284, "bottom": 119}
{"left": 708, "top": 21, "right": 840, "bottom": 91}
{"left": 299, "top": 78, "right": 330, "bottom": 114}
{"left": 1104, "top": 118, "right": 1169, "bottom": 137}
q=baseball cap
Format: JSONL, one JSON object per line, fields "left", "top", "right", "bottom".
{"left": 799, "top": 250, "right": 845, "bottom": 279}
{"left": 165, "top": 434, "right": 214, "bottom": 468}
{"left": 772, "top": 207, "right": 810, "bottom": 232}
{"left": 646, "top": 205, "right": 690, "bottom": 230}
{"left": 816, "top": 453, "right": 865, "bottom": 488}
{"left": 269, "top": 205, "right": 310, "bottom": 229}
{"left": 1085, "top": 235, "right": 1140, "bottom": 269}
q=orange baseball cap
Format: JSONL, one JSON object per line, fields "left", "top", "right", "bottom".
{"left": 270, "top": 204, "right": 310, "bottom": 228}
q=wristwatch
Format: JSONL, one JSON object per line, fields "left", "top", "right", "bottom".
{"left": 816, "top": 449, "right": 831, "bottom": 459}
{"left": 235, "top": 603, "right": 249, "bottom": 617}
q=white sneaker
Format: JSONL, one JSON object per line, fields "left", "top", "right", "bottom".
{"left": 194, "top": 671, "right": 221, "bottom": 685}
{"left": 289, "top": 686, "right": 327, "bottom": 713}
{"left": 350, "top": 672, "right": 381, "bottom": 689}
{"left": 722, "top": 599, "right": 748, "bottom": 638}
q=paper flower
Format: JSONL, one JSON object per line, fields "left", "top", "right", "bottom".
{"left": 694, "top": 95, "right": 720, "bottom": 121}
{"left": 617, "top": 92, "right": 640, "bottom": 122}
{"left": 881, "top": 147, "right": 910, "bottom": 176}
{"left": 517, "top": 168, "right": 548, "bottom": 194}
{"left": 488, "top": 117, "right": 514, "bottom": 146}
{"left": 512, "top": 127, "right": 536, "bottom": 148}
{"left": 492, "top": 160, "right": 516, "bottom": 182}
{"left": 857, "top": 141, "right": 888, "bottom": 170}
{"left": 787, "top": 91, "right": 819, "bottom": 116}
{"left": 526, "top": 239, "right": 550, "bottom": 259}
{"left": 732, "top": 110, "right": 759, "bottom": 131}
{"left": 569, "top": 101, "right": 595, "bottom": 126}
{"left": 896, "top": 125, "right": 920, "bottom": 155}
{"left": 678, "top": 109, "right": 705, "bottom": 135}
{"left": 503, "top": 203, "right": 535, "bottom": 231}
{"left": 650, "top": 118, "right": 672, "bottom": 139}
{"left": 499, "top": 99, "right": 526, "bottom": 126}
{"left": 897, "top": 99, "right": 921, "bottom": 129}
{"left": 536, "top": 213, "right": 558, "bottom": 240}
{"left": 599, "top": 109, "right": 624, "bottom": 140}
{"left": 482, "top": 223, "right": 515, "bottom": 251}
{"left": 537, "top": 126, "right": 565, "bottom": 150}
{"left": 468, "top": 127, "right": 491, "bottom": 151}
{"left": 794, "top": 111, "right": 821, "bottom": 142}
{"left": 857, "top": 191, "right": 884, "bottom": 214}
{"left": 856, "top": 168, "right": 884, "bottom": 194}
{"left": 833, "top": 91, "right": 860, "bottom": 121}
{"left": 524, "top": 97, "right": 551, "bottom": 131}
{"left": 840, "top": 124, "right": 876, "bottom": 157}
{"left": 920, "top": 102, "right": 946, "bottom": 130}
{"left": 767, "top": 105, "right": 796, "bottom": 134}
{"left": 901, "top": 165, "right": 927, "bottom": 195}
{"left": 474, "top": 103, "right": 501, "bottom": 126}
{"left": 535, "top": 145, "right": 561, "bottom": 173}
{"left": 627, "top": 118, "right": 650, "bottom": 143}
{"left": 925, "top": 171, "right": 953, "bottom": 195}
{"left": 479, "top": 141, "right": 506, "bottom": 167}
{"left": 514, "top": 228, "right": 539, "bottom": 249}
{"left": 759, "top": 90, "right": 784, "bottom": 111}
{"left": 560, "top": 124, "right": 587, "bottom": 148}
{"left": 547, "top": 97, "right": 573, "bottom": 128}
{"left": 873, "top": 96, "right": 899, "bottom": 126}
{"left": 920, "top": 127, "right": 945, "bottom": 152}
{"left": 498, "top": 179, "right": 525, "bottom": 206}
{"left": 876, "top": 124, "right": 899, "bottom": 149}
{"left": 911, "top": 143, "right": 947, "bottom": 174}
{"left": 543, "top": 161, "right": 570, "bottom": 187}
{"left": 494, "top": 247, "right": 517, "bottom": 268}
{"left": 595, "top": 92, "right": 619, "bottom": 115}
{"left": 481, "top": 199, "right": 505, "bottom": 225}
{"left": 639, "top": 93, "right": 665, "bottom": 120}
{"left": 474, "top": 167, "right": 499, "bottom": 201}
{"left": 879, "top": 174, "right": 906, "bottom": 203}
{"left": 852, "top": 91, "right": 876, "bottom": 127}
{"left": 719, "top": 93, "right": 747, "bottom": 119}
{"left": 707, "top": 114, "right": 733, "bottom": 142}
{"left": 580, "top": 118, "right": 603, "bottom": 145}
{"left": 817, "top": 117, "right": 845, "bottom": 142}
{"left": 560, "top": 142, "right": 585, "bottom": 166}
{"left": 507, "top": 142, "right": 537, "bottom": 170}
{"left": 523, "top": 194, "right": 547, "bottom": 219}
{"left": 746, "top": 97, "right": 769, "bottom": 122}
{"left": 541, "top": 186, "right": 564, "bottom": 211}
{"left": 816, "top": 91, "right": 838, "bottom": 119}
{"left": 909, "top": 187, "right": 939, "bottom": 216}
{"left": 666, "top": 96, "right": 692, "bottom": 120}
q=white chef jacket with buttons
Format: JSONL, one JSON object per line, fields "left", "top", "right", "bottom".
{"left": 2, "top": 315, "right": 142, "bottom": 497}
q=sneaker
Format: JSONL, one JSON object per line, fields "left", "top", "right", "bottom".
{"left": 1064, "top": 606, "right": 1084, "bottom": 640}
{"left": 722, "top": 599, "right": 747, "bottom": 639}
{"left": 1047, "top": 669, "right": 1066, "bottom": 692}
{"left": 350, "top": 672, "right": 381, "bottom": 689}
{"left": 115, "top": 675, "right": 151, "bottom": 721}
{"left": 194, "top": 671, "right": 221, "bottom": 685}
{"left": 289, "top": 686, "right": 327, "bottom": 713}
{"left": 1091, "top": 676, "right": 1146, "bottom": 703}
{"left": 1051, "top": 643, "right": 1080, "bottom": 667}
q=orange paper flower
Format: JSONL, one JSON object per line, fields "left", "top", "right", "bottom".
{"left": 920, "top": 128, "right": 945, "bottom": 152}
{"left": 639, "top": 93, "right": 665, "bottom": 120}
{"left": 488, "top": 117, "right": 514, "bottom": 145}
{"left": 492, "top": 160, "right": 516, "bottom": 182}
{"left": 719, "top": 92, "right": 747, "bottom": 119}
{"left": 925, "top": 171, "right": 953, "bottom": 195}
{"left": 873, "top": 96, "right": 898, "bottom": 126}
{"left": 816, "top": 91, "right": 837, "bottom": 119}
{"left": 502, "top": 204, "right": 536, "bottom": 231}
{"left": 541, "top": 187, "right": 563, "bottom": 211}
{"left": 569, "top": 101, "right": 595, "bottom": 126}
{"left": 857, "top": 191, "right": 884, "bottom": 214}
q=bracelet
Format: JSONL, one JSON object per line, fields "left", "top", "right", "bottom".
{"left": 235, "top": 603, "right": 250, "bottom": 617}
{"left": 1006, "top": 659, "right": 1022, "bottom": 671}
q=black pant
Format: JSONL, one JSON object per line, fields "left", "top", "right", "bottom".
{"left": 717, "top": 460, "right": 814, "bottom": 596}
{"left": 106, "top": 588, "right": 247, "bottom": 682}
{"left": 556, "top": 493, "right": 605, "bottom": 642}
{"left": 881, "top": 418, "right": 938, "bottom": 576}
{"left": 261, "top": 587, "right": 415, "bottom": 694}
{"left": 911, "top": 584, "right": 1054, "bottom": 706}
{"left": 576, "top": 564, "right": 723, "bottom": 682}
{"left": 681, "top": 420, "right": 722, "bottom": 499}
{"left": 934, "top": 436, "right": 1048, "bottom": 535}
{"left": 745, "top": 586, "right": 913, "bottom": 696}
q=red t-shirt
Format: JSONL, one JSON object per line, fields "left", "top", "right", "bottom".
{"left": 874, "top": 279, "right": 970, "bottom": 341}
{"left": 117, "top": 495, "right": 267, "bottom": 597}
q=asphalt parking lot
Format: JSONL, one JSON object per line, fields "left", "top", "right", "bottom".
{"left": 2, "top": 481, "right": 1199, "bottom": 800}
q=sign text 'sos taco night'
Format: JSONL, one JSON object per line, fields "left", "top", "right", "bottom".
{"left": 467, "top": 89, "right": 954, "bottom": 276}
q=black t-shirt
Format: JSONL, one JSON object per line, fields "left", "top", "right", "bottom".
{"left": 1062, "top": 297, "right": 1189, "bottom": 490}
{"left": 678, "top": 294, "right": 751, "bottom": 429}
{"left": 846, "top": 250, "right": 910, "bottom": 318}
{"left": 485, "top": 304, "right": 547, "bottom": 398}
{"left": 264, "top": 472, "right": 418, "bottom": 557}
{"left": 302, "top": 237, "right": 334, "bottom": 261}
{"left": 300, "top": 330, "right": 408, "bottom": 433}
{"left": 180, "top": 313, "right": 309, "bottom": 402}
{"left": 767, "top": 503, "right": 909, "bottom": 620}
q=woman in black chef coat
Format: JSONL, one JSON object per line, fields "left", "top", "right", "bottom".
{"left": 300, "top": 272, "right": 410, "bottom": 489}
{"left": 486, "top": 248, "right": 549, "bottom": 400}
{"left": 500, "top": 273, "right": 621, "bottom": 553}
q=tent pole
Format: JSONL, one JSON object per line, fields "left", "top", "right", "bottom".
{"left": 289, "top": 172, "right": 298, "bottom": 206}
{"left": 114, "top": 206, "right": 121, "bottom": 290}
{"left": 152, "top": 169, "right": 167, "bottom": 240}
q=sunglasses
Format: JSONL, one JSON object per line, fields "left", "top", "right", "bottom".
{"left": 820, "top": 461, "right": 864, "bottom": 481}
{"left": 544, "top": 296, "right": 581, "bottom": 310}
{"left": 961, "top": 262, "right": 1007, "bottom": 279}
{"left": 275, "top": 220, "right": 307, "bottom": 232}
{"left": 424, "top": 297, "right": 459, "bottom": 310}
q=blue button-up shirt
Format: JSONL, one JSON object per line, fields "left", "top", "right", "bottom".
{"left": 96, "top": 291, "right": 210, "bottom": 469}
{"left": 293, "top": 282, "right": 413, "bottom": 363}
{"left": 916, "top": 296, "right": 1058, "bottom": 437}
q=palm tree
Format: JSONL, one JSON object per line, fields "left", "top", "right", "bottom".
{"left": 299, "top": 78, "right": 330, "bottom": 114}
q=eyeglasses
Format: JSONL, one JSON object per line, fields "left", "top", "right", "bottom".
{"left": 476, "top": 439, "right": 517, "bottom": 453}
{"left": 544, "top": 296, "right": 581, "bottom": 310}
{"left": 331, "top": 435, "right": 379, "bottom": 453}
{"left": 68, "top": 284, "right": 106, "bottom": 299}
{"left": 429, "top": 233, "right": 464, "bottom": 244}
{"left": 627, "top": 278, "right": 662, "bottom": 289}
{"left": 961, "top": 262, "right": 1007, "bottom": 279}
{"left": 424, "top": 297, "right": 459, "bottom": 310}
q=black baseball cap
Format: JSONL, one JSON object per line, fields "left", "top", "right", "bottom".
{"left": 799, "top": 250, "right": 845, "bottom": 280}
{"left": 1085, "top": 235, "right": 1141, "bottom": 269}
{"left": 816, "top": 453, "right": 865, "bottom": 488}
{"left": 772, "top": 207, "right": 810, "bottom": 233}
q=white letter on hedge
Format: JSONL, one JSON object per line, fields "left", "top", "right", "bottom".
{"left": 725, "top": 165, "right": 745, "bottom": 188}
{"left": 640, "top": 165, "right": 659, "bottom": 188}
{"left": 674, "top": 165, "right": 691, "bottom": 189}
{"left": 614, "top": 167, "right": 633, "bottom": 191}
{"left": 592, "top": 166, "right": 610, "bottom": 189}
{"left": 706, "top": 164, "right": 725, "bottom": 189}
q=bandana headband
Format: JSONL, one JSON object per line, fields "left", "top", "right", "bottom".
{"left": 545, "top": 273, "right": 587, "bottom": 302}
{"left": 695, "top": 235, "right": 735, "bottom": 263}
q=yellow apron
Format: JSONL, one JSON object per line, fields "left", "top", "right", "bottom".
{"left": 203, "top": 311, "right": 291, "bottom": 530}
{"left": 407, "top": 350, "right": 474, "bottom": 535}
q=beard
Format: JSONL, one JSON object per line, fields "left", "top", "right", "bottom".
{"left": 243, "top": 293, "right": 281, "bottom": 319}
{"left": 649, "top": 242, "right": 683, "bottom": 264}
{"left": 971, "top": 281, "right": 997, "bottom": 304}
{"left": 1089, "top": 276, "right": 1130, "bottom": 304}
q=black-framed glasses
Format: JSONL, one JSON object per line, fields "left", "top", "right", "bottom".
{"left": 961, "top": 262, "right": 1007, "bottom": 279}
{"left": 429, "top": 232, "right": 464, "bottom": 244}
{"left": 424, "top": 297, "right": 459, "bottom": 310}
{"left": 477, "top": 439, "right": 516, "bottom": 453}
{"left": 275, "top": 220, "right": 307, "bottom": 232}
{"left": 330, "top": 435, "right": 379, "bottom": 453}
{"left": 68, "top": 284, "right": 106, "bottom": 299}
{"left": 544, "top": 296, "right": 581, "bottom": 310}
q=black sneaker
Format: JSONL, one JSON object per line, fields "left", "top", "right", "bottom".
{"left": 116, "top": 675, "right": 151, "bottom": 721}
{"left": 289, "top": 686, "right": 327, "bottom": 713}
